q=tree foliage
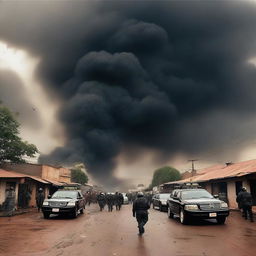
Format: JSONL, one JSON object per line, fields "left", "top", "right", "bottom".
{"left": 71, "top": 168, "right": 88, "bottom": 185}
{"left": 150, "top": 166, "right": 181, "bottom": 188}
{"left": 0, "top": 105, "right": 38, "bottom": 164}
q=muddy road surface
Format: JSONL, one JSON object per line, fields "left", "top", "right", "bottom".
{"left": 0, "top": 204, "right": 255, "bottom": 256}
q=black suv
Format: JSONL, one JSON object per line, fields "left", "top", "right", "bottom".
{"left": 42, "top": 190, "right": 85, "bottom": 219}
{"left": 167, "top": 189, "right": 229, "bottom": 224}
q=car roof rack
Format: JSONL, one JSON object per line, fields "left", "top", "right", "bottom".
{"left": 175, "top": 182, "right": 201, "bottom": 189}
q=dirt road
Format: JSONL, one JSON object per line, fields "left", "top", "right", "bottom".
{"left": 0, "top": 204, "right": 255, "bottom": 256}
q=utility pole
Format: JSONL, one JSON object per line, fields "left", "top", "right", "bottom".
{"left": 188, "top": 159, "right": 198, "bottom": 171}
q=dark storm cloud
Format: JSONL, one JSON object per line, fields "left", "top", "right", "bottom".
{"left": 1, "top": 1, "right": 256, "bottom": 184}
{"left": 0, "top": 70, "right": 41, "bottom": 128}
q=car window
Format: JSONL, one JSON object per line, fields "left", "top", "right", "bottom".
{"left": 181, "top": 190, "right": 213, "bottom": 200}
{"left": 176, "top": 192, "right": 181, "bottom": 199}
{"left": 52, "top": 191, "right": 77, "bottom": 199}
{"left": 159, "top": 194, "right": 170, "bottom": 199}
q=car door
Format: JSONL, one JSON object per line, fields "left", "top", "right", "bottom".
{"left": 169, "top": 191, "right": 177, "bottom": 214}
{"left": 171, "top": 191, "right": 181, "bottom": 215}
{"left": 154, "top": 194, "right": 158, "bottom": 207}
{"left": 77, "top": 192, "right": 83, "bottom": 210}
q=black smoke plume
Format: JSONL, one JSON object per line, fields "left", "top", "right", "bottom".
{"left": 1, "top": 1, "right": 256, "bottom": 185}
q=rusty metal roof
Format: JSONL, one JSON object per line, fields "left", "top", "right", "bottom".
{"left": 0, "top": 169, "right": 49, "bottom": 184}
{"left": 164, "top": 159, "right": 256, "bottom": 185}
{"left": 42, "top": 178, "right": 64, "bottom": 186}
{"left": 0, "top": 169, "right": 27, "bottom": 178}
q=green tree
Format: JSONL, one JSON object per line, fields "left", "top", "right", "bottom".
{"left": 150, "top": 166, "right": 181, "bottom": 188}
{"left": 0, "top": 105, "right": 38, "bottom": 164}
{"left": 71, "top": 168, "right": 88, "bottom": 185}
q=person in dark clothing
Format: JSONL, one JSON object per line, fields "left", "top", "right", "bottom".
{"left": 4, "top": 187, "right": 16, "bottom": 216}
{"left": 36, "top": 188, "right": 45, "bottom": 212}
{"left": 106, "top": 193, "right": 114, "bottom": 212}
{"left": 132, "top": 192, "right": 150, "bottom": 235}
{"left": 97, "top": 193, "right": 106, "bottom": 211}
{"left": 114, "top": 192, "right": 124, "bottom": 211}
{"left": 236, "top": 187, "right": 254, "bottom": 222}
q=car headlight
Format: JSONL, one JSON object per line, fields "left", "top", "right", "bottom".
{"left": 43, "top": 201, "right": 49, "bottom": 206}
{"left": 67, "top": 201, "right": 76, "bottom": 206}
{"left": 184, "top": 204, "right": 199, "bottom": 210}
{"left": 221, "top": 202, "right": 228, "bottom": 208}
{"left": 160, "top": 200, "right": 167, "bottom": 205}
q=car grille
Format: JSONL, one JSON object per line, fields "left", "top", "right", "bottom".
{"left": 200, "top": 203, "right": 220, "bottom": 211}
{"left": 49, "top": 201, "right": 68, "bottom": 207}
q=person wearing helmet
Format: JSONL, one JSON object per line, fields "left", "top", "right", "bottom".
{"left": 132, "top": 192, "right": 150, "bottom": 235}
{"left": 236, "top": 187, "right": 254, "bottom": 222}
{"left": 36, "top": 188, "right": 45, "bottom": 212}
{"left": 97, "top": 192, "right": 106, "bottom": 211}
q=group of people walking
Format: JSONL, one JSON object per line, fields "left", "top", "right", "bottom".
{"left": 96, "top": 192, "right": 124, "bottom": 212}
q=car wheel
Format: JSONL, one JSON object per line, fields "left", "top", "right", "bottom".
{"left": 43, "top": 212, "right": 50, "bottom": 219}
{"left": 217, "top": 216, "right": 226, "bottom": 224}
{"left": 180, "top": 209, "right": 189, "bottom": 225}
{"left": 71, "top": 208, "right": 78, "bottom": 218}
{"left": 159, "top": 204, "right": 163, "bottom": 212}
{"left": 167, "top": 207, "right": 174, "bottom": 219}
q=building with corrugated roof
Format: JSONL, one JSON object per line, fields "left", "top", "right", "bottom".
{"left": 0, "top": 169, "right": 50, "bottom": 209}
{"left": 160, "top": 159, "right": 256, "bottom": 209}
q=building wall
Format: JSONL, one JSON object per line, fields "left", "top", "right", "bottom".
{"left": 0, "top": 180, "right": 6, "bottom": 204}
{"left": 59, "top": 167, "right": 71, "bottom": 183}
{"left": 42, "top": 165, "right": 60, "bottom": 181}
{"left": 227, "top": 181, "right": 237, "bottom": 209}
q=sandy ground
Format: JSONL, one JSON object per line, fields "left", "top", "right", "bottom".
{"left": 0, "top": 204, "right": 256, "bottom": 256}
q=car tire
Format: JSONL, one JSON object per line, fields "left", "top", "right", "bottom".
{"left": 43, "top": 212, "right": 50, "bottom": 219}
{"left": 217, "top": 216, "right": 226, "bottom": 224}
{"left": 180, "top": 209, "right": 189, "bottom": 225}
{"left": 159, "top": 204, "right": 163, "bottom": 212}
{"left": 71, "top": 208, "right": 78, "bottom": 218}
{"left": 167, "top": 207, "right": 174, "bottom": 219}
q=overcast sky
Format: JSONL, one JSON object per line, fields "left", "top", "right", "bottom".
{"left": 1, "top": 1, "right": 256, "bottom": 188}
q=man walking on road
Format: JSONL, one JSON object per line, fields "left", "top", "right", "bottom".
{"left": 236, "top": 187, "right": 254, "bottom": 222}
{"left": 132, "top": 192, "right": 150, "bottom": 235}
{"left": 36, "top": 188, "right": 45, "bottom": 212}
{"left": 97, "top": 192, "right": 106, "bottom": 211}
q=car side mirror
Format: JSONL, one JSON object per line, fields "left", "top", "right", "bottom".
{"left": 213, "top": 194, "right": 219, "bottom": 199}
{"left": 47, "top": 195, "right": 51, "bottom": 199}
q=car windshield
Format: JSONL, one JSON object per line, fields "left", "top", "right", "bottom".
{"left": 181, "top": 190, "right": 213, "bottom": 200}
{"left": 52, "top": 191, "right": 77, "bottom": 199}
{"left": 159, "top": 194, "right": 170, "bottom": 199}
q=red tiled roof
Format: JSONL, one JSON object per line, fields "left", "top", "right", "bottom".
{"left": 164, "top": 159, "right": 256, "bottom": 185}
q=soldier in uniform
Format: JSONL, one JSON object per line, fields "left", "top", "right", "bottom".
{"left": 114, "top": 192, "right": 124, "bottom": 211}
{"left": 106, "top": 193, "right": 114, "bottom": 212}
{"left": 132, "top": 192, "right": 150, "bottom": 235}
{"left": 236, "top": 187, "right": 254, "bottom": 222}
{"left": 97, "top": 192, "right": 106, "bottom": 211}
{"left": 36, "top": 188, "right": 45, "bottom": 212}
